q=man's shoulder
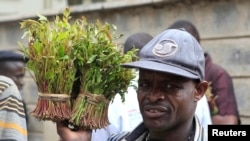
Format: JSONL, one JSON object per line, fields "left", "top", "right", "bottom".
{"left": 0, "top": 75, "right": 15, "bottom": 94}
{"left": 108, "top": 123, "right": 147, "bottom": 141}
{"left": 107, "top": 131, "right": 130, "bottom": 141}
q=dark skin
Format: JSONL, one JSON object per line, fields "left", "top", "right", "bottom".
{"left": 138, "top": 69, "right": 208, "bottom": 141}
{"left": 56, "top": 69, "right": 208, "bottom": 141}
{"left": 212, "top": 115, "right": 238, "bottom": 124}
{"left": 0, "top": 61, "right": 26, "bottom": 91}
{"left": 57, "top": 121, "right": 92, "bottom": 141}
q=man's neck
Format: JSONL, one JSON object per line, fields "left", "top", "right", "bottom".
{"left": 147, "top": 118, "right": 195, "bottom": 141}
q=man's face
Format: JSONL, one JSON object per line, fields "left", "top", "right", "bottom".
{"left": 2, "top": 61, "right": 26, "bottom": 91}
{"left": 137, "top": 69, "right": 198, "bottom": 131}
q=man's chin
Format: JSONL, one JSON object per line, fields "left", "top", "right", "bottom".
{"left": 144, "top": 120, "right": 166, "bottom": 130}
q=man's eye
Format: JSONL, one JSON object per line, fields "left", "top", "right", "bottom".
{"left": 165, "top": 84, "right": 181, "bottom": 90}
{"left": 166, "top": 84, "right": 174, "bottom": 89}
{"left": 17, "top": 75, "right": 24, "bottom": 79}
{"left": 139, "top": 82, "right": 148, "bottom": 87}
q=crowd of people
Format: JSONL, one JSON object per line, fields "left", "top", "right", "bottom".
{"left": 0, "top": 20, "right": 241, "bottom": 141}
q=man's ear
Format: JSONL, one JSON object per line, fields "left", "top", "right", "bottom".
{"left": 194, "top": 81, "right": 208, "bottom": 102}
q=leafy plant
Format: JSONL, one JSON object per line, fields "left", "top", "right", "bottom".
{"left": 19, "top": 8, "right": 78, "bottom": 121}
{"left": 69, "top": 17, "right": 137, "bottom": 129}
{"left": 205, "top": 82, "right": 219, "bottom": 116}
{"left": 19, "top": 8, "right": 137, "bottom": 129}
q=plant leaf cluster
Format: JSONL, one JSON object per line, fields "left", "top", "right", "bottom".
{"left": 19, "top": 8, "right": 77, "bottom": 94}
{"left": 73, "top": 17, "right": 137, "bottom": 102}
{"left": 19, "top": 8, "right": 137, "bottom": 102}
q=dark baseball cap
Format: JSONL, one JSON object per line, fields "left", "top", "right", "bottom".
{"left": 121, "top": 29, "right": 205, "bottom": 81}
{"left": 0, "top": 50, "right": 29, "bottom": 63}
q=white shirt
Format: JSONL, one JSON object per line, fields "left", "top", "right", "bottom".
{"left": 195, "top": 95, "right": 212, "bottom": 133}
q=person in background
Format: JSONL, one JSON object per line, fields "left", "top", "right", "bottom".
{"left": 56, "top": 29, "right": 209, "bottom": 141}
{"left": 168, "top": 20, "right": 241, "bottom": 125}
{"left": 123, "top": 32, "right": 153, "bottom": 61}
{"left": 90, "top": 32, "right": 153, "bottom": 141}
{"left": 0, "top": 75, "right": 28, "bottom": 141}
{"left": 0, "top": 50, "right": 29, "bottom": 124}
{"left": 0, "top": 50, "right": 29, "bottom": 91}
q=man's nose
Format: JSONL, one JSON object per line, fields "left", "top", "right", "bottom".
{"left": 147, "top": 89, "right": 165, "bottom": 102}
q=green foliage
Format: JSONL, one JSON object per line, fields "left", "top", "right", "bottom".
{"left": 19, "top": 8, "right": 77, "bottom": 94}
{"left": 73, "top": 19, "right": 137, "bottom": 101}
{"left": 19, "top": 8, "right": 137, "bottom": 102}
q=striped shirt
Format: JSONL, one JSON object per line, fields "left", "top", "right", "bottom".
{"left": 0, "top": 76, "right": 27, "bottom": 141}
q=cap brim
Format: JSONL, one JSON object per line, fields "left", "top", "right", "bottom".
{"left": 122, "top": 60, "right": 199, "bottom": 80}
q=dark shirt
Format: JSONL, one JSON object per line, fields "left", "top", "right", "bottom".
{"left": 205, "top": 53, "right": 241, "bottom": 124}
{"left": 107, "top": 116, "right": 206, "bottom": 141}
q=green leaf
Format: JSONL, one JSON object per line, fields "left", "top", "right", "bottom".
{"left": 37, "top": 13, "right": 48, "bottom": 21}
{"left": 61, "top": 55, "right": 69, "bottom": 60}
{"left": 87, "top": 55, "right": 97, "bottom": 64}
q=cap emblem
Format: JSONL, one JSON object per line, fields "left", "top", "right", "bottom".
{"left": 152, "top": 39, "right": 178, "bottom": 57}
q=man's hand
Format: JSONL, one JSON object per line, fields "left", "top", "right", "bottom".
{"left": 212, "top": 115, "right": 238, "bottom": 124}
{"left": 56, "top": 121, "right": 92, "bottom": 141}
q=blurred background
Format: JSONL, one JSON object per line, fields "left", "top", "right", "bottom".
{"left": 0, "top": 0, "right": 250, "bottom": 140}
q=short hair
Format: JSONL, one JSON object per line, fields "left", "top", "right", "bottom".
{"left": 124, "top": 32, "right": 153, "bottom": 56}
{"left": 168, "top": 20, "right": 200, "bottom": 43}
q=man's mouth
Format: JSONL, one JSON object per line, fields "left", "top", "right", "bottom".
{"left": 144, "top": 105, "right": 169, "bottom": 118}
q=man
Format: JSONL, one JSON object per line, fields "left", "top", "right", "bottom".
{"left": 124, "top": 32, "right": 212, "bottom": 132}
{"left": 0, "top": 50, "right": 29, "bottom": 124}
{"left": 0, "top": 75, "right": 28, "bottom": 141}
{"left": 0, "top": 50, "right": 29, "bottom": 91}
{"left": 168, "top": 20, "right": 241, "bottom": 125}
{"left": 57, "top": 29, "right": 209, "bottom": 141}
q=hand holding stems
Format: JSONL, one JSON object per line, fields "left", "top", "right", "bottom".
{"left": 56, "top": 121, "right": 92, "bottom": 141}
